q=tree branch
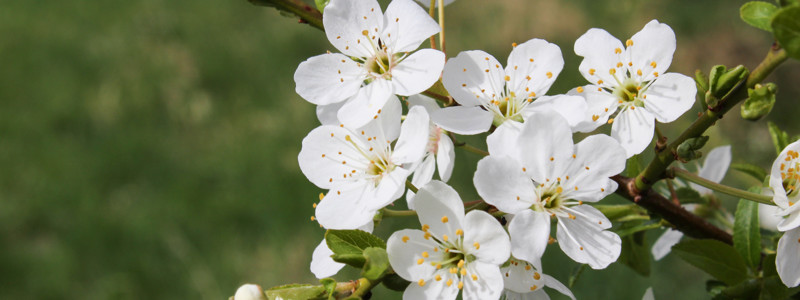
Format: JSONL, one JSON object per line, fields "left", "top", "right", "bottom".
{"left": 248, "top": 0, "right": 324, "bottom": 30}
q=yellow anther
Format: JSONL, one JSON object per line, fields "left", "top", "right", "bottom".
{"left": 310, "top": 216, "right": 316, "bottom": 221}
{"left": 525, "top": 265, "right": 531, "bottom": 271}
{"left": 650, "top": 61, "right": 657, "bottom": 68}
{"left": 589, "top": 68, "right": 596, "bottom": 75}
{"left": 417, "top": 258, "right": 424, "bottom": 265}
{"left": 456, "top": 229, "right": 464, "bottom": 236}
{"left": 435, "top": 264, "right": 442, "bottom": 269}
{"left": 418, "top": 279, "right": 426, "bottom": 286}
{"left": 569, "top": 213, "right": 576, "bottom": 220}
{"left": 318, "top": 193, "right": 325, "bottom": 201}
{"left": 616, "top": 62, "right": 623, "bottom": 68}
{"left": 609, "top": 68, "right": 616, "bottom": 75}
{"left": 441, "top": 216, "right": 449, "bottom": 223}
{"left": 653, "top": 71, "right": 659, "bottom": 77}
{"left": 575, "top": 186, "right": 579, "bottom": 191}
{"left": 458, "top": 260, "right": 465, "bottom": 268}
{"left": 443, "top": 235, "right": 449, "bottom": 242}
{"left": 504, "top": 75, "right": 511, "bottom": 81}
{"left": 422, "top": 224, "right": 430, "bottom": 231}
{"left": 597, "top": 80, "right": 604, "bottom": 84}
{"left": 474, "top": 242, "right": 481, "bottom": 249}
{"left": 529, "top": 58, "right": 534, "bottom": 62}
{"left": 550, "top": 157, "right": 554, "bottom": 161}
{"left": 608, "top": 118, "right": 614, "bottom": 124}
{"left": 458, "top": 281, "right": 464, "bottom": 289}
{"left": 402, "top": 236, "right": 409, "bottom": 243}
{"left": 422, "top": 251, "right": 429, "bottom": 258}
{"left": 577, "top": 86, "right": 584, "bottom": 93}
{"left": 446, "top": 278, "right": 453, "bottom": 286}
{"left": 485, "top": 57, "right": 489, "bottom": 61}
{"left": 460, "top": 268, "right": 467, "bottom": 276}
{"left": 312, "top": 203, "right": 317, "bottom": 208}
{"left": 546, "top": 72, "right": 553, "bottom": 78}
{"left": 450, "top": 267, "right": 458, "bottom": 274}
{"left": 530, "top": 285, "right": 538, "bottom": 291}
{"left": 614, "top": 48, "right": 622, "bottom": 54}
{"left": 533, "top": 272, "right": 541, "bottom": 280}
{"left": 435, "top": 274, "right": 442, "bottom": 281}
{"left": 637, "top": 69, "right": 642, "bottom": 76}
{"left": 556, "top": 186, "right": 563, "bottom": 194}
{"left": 626, "top": 39, "right": 633, "bottom": 47}
{"left": 592, "top": 115, "right": 599, "bottom": 121}
{"left": 512, "top": 42, "right": 518, "bottom": 47}
{"left": 526, "top": 75, "right": 531, "bottom": 81}
{"left": 472, "top": 274, "right": 478, "bottom": 281}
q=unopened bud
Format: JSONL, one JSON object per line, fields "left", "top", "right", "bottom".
{"left": 234, "top": 284, "right": 266, "bottom": 300}
{"left": 708, "top": 65, "right": 749, "bottom": 99}
{"left": 741, "top": 82, "right": 777, "bottom": 120}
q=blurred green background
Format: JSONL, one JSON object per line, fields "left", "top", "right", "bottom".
{"left": 0, "top": 0, "right": 797, "bottom": 299}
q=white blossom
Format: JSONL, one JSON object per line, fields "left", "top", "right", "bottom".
{"left": 474, "top": 112, "right": 626, "bottom": 269}
{"left": 295, "top": 0, "right": 445, "bottom": 128}
{"left": 233, "top": 284, "right": 266, "bottom": 300}
{"left": 571, "top": 20, "right": 696, "bottom": 157}
{"left": 439, "top": 39, "right": 587, "bottom": 135}
{"left": 387, "top": 181, "right": 510, "bottom": 300}
{"left": 405, "top": 94, "right": 455, "bottom": 210}
{"left": 501, "top": 258, "right": 574, "bottom": 300}
{"left": 769, "top": 140, "right": 800, "bottom": 287}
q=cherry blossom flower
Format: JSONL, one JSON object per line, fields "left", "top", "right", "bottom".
{"left": 501, "top": 258, "right": 574, "bottom": 300}
{"left": 439, "top": 39, "right": 587, "bottom": 135}
{"left": 571, "top": 20, "right": 696, "bottom": 157}
{"left": 769, "top": 140, "right": 800, "bottom": 287}
{"left": 387, "top": 180, "right": 510, "bottom": 300}
{"left": 405, "top": 95, "right": 455, "bottom": 209}
{"left": 298, "top": 98, "right": 429, "bottom": 229}
{"left": 652, "top": 145, "right": 731, "bottom": 260}
{"left": 474, "top": 112, "right": 626, "bottom": 269}
{"left": 233, "top": 284, "right": 266, "bottom": 300}
{"left": 295, "top": 0, "right": 445, "bottom": 128}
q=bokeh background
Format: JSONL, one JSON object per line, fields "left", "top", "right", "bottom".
{"left": 1, "top": 0, "right": 798, "bottom": 299}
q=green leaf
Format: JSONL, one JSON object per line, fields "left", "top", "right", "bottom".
{"left": 772, "top": 6, "right": 800, "bottom": 60}
{"left": 777, "top": 0, "right": 800, "bottom": 7}
{"left": 741, "top": 2, "right": 780, "bottom": 32}
{"left": 265, "top": 284, "right": 326, "bottom": 300}
{"left": 709, "top": 65, "right": 749, "bottom": 99}
{"left": 730, "top": 163, "right": 768, "bottom": 182}
{"left": 707, "top": 280, "right": 733, "bottom": 300}
{"left": 625, "top": 155, "right": 642, "bottom": 177}
{"left": 319, "top": 278, "right": 336, "bottom": 299}
{"left": 768, "top": 121, "right": 790, "bottom": 155}
{"left": 676, "top": 187, "right": 707, "bottom": 204}
{"left": 315, "top": 0, "right": 329, "bottom": 12}
{"left": 672, "top": 239, "right": 749, "bottom": 286}
{"left": 381, "top": 273, "right": 410, "bottom": 291}
{"left": 326, "top": 229, "right": 386, "bottom": 255}
{"left": 760, "top": 276, "right": 800, "bottom": 299}
{"left": 361, "top": 247, "right": 391, "bottom": 281}
{"left": 331, "top": 253, "right": 368, "bottom": 268}
{"left": 764, "top": 254, "right": 778, "bottom": 277}
{"left": 733, "top": 197, "right": 762, "bottom": 270}
{"left": 618, "top": 221, "right": 651, "bottom": 276}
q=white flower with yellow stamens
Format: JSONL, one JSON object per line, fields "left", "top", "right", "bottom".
{"left": 310, "top": 219, "right": 374, "bottom": 279}
{"left": 769, "top": 140, "right": 800, "bottom": 287}
{"left": 405, "top": 94, "right": 455, "bottom": 210}
{"left": 298, "top": 98, "right": 430, "bottom": 229}
{"left": 501, "top": 257, "right": 575, "bottom": 300}
{"left": 387, "top": 180, "right": 510, "bottom": 300}
{"left": 294, "top": 0, "right": 445, "bottom": 129}
{"left": 570, "top": 20, "right": 696, "bottom": 157}
{"left": 474, "top": 112, "right": 626, "bottom": 269}
{"left": 438, "top": 39, "right": 587, "bottom": 135}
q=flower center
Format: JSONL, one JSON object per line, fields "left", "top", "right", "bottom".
{"left": 612, "top": 78, "right": 645, "bottom": 107}
{"left": 490, "top": 94, "right": 527, "bottom": 126}
{"left": 536, "top": 184, "right": 565, "bottom": 210}
{"left": 781, "top": 150, "right": 800, "bottom": 199}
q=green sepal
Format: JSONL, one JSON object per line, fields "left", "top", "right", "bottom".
{"left": 733, "top": 194, "right": 762, "bottom": 270}
{"left": 767, "top": 121, "right": 790, "bottom": 155}
{"left": 672, "top": 239, "right": 749, "bottom": 286}
{"left": 730, "top": 163, "right": 768, "bottom": 182}
{"left": 264, "top": 284, "right": 327, "bottom": 300}
{"left": 676, "top": 136, "right": 710, "bottom": 162}
{"left": 772, "top": 6, "right": 800, "bottom": 60}
{"left": 315, "top": 0, "right": 329, "bottom": 12}
{"left": 361, "top": 247, "right": 391, "bottom": 281}
{"left": 320, "top": 278, "right": 337, "bottom": 300}
{"left": 617, "top": 220, "right": 651, "bottom": 276}
{"left": 381, "top": 273, "right": 411, "bottom": 291}
{"left": 696, "top": 69, "right": 709, "bottom": 108}
{"left": 740, "top": 1, "right": 780, "bottom": 32}
{"left": 741, "top": 83, "right": 777, "bottom": 120}
{"left": 709, "top": 65, "right": 750, "bottom": 100}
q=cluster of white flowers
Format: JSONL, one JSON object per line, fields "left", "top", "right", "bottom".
{"left": 292, "top": 0, "right": 697, "bottom": 298}
{"left": 769, "top": 140, "right": 800, "bottom": 288}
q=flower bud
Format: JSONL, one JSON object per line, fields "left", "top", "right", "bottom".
{"left": 233, "top": 284, "right": 266, "bottom": 300}
{"left": 741, "top": 83, "right": 777, "bottom": 120}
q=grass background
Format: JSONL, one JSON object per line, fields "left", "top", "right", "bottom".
{"left": 0, "top": 0, "right": 798, "bottom": 298}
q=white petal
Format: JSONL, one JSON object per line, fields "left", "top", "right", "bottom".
{"left": 641, "top": 73, "right": 696, "bottom": 123}
{"left": 690, "top": 145, "right": 731, "bottom": 195}
{"left": 561, "top": 134, "right": 626, "bottom": 202}
{"left": 568, "top": 86, "right": 617, "bottom": 133}
{"left": 436, "top": 135, "right": 455, "bottom": 181}
{"left": 408, "top": 155, "right": 437, "bottom": 210}
{"left": 338, "top": 79, "right": 395, "bottom": 129}
{"left": 502, "top": 290, "right": 546, "bottom": 300}
{"left": 392, "top": 49, "right": 446, "bottom": 95}
{"left": 463, "top": 261, "right": 504, "bottom": 300}
{"left": 474, "top": 155, "right": 537, "bottom": 213}
{"left": 769, "top": 145, "right": 792, "bottom": 209}
{"left": 414, "top": 181, "right": 465, "bottom": 238}
{"left": 642, "top": 287, "right": 655, "bottom": 300}
{"left": 382, "top": 0, "right": 440, "bottom": 53}
{"left": 629, "top": 20, "right": 675, "bottom": 82}
{"left": 542, "top": 274, "right": 575, "bottom": 300}
{"left": 651, "top": 229, "right": 683, "bottom": 261}
{"left": 359, "top": 94, "right": 402, "bottom": 142}
{"left": 316, "top": 102, "right": 345, "bottom": 126}
{"left": 295, "top": 53, "right": 365, "bottom": 105}
{"left": 508, "top": 210, "right": 551, "bottom": 270}
{"left": 556, "top": 209, "right": 622, "bottom": 269}
{"left": 506, "top": 38, "right": 564, "bottom": 97}
{"left": 778, "top": 204, "right": 800, "bottom": 232}
{"left": 463, "top": 210, "right": 511, "bottom": 265}
{"left": 523, "top": 95, "right": 588, "bottom": 131}
{"left": 759, "top": 203, "right": 782, "bottom": 231}
{"left": 402, "top": 272, "right": 459, "bottom": 300}
{"left": 486, "top": 122, "right": 523, "bottom": 159}
{"left": 611, "top": 106, "right": 655, "bottom": 158}
{"left": 388, "top": 229, "right": 444, "bottom": 281}
{"left": 442, "top": 50, "right": 506, "bottom": 107}
{"left": 407, "top": 94, "right": 442, "bottom": 113}
{"left": 574, "top": 28, "right": 626, "bottom": 89}
{"left": 394, "top": 106, "right": 431, "bottom": 164}
{"left": 501, "top": 259, "right": 545, "bottom": 294}
{"left": 430, "top": 106, "right": 494, "bottom": 135}
{"left": 298, "top": 125, "right": 365, "bottom": 189}
{"left": 315, "top": 183, "right": 377, "bottom": 229}
{"left": 323, "top": 0, "right": 383, "bottom": 57}
{"left": 371, "top": 167, "right": 412, "bottom": 210}
{"left": 310, "top": 239, "right": 345, "bottom": 278}
{"left": 516, "top": 111, "right": 575, "bottom": 183}
{"left": 777, "top": 228, "right": 800, "bottom": 287}
{"left": 234, "top": 284, "right": 266, "bottom": 300}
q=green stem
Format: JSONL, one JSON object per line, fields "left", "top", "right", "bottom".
{"left": 348, "top": 278, "right": 380, "bottom": 298}
{"left": 671, "top": 168, "right": 774, "bottom": 205}
{"left": 382, "top": 208, "right": 417, "bottom": 217}
{"left": 634, "top": 47, "right": 788, "bottom": 191}
{"left": 247, "top": 0, "right": 324, "bottom": 30}
{"left": 437, "top": 0, "right": 445, "bottom": 55}
{"left": 421, "top": 90, "right": 450, "bottom": 105}
{"left": 405, "top": 180, "right": 419, "bottom": 193}
{"left": 447, "top": 132, "right": 489, "bottom": 156}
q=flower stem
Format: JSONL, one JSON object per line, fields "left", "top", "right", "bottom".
{"left": 437, "top": 0, "right": 446, "bottom": 55}
{"left": 671, "top": 168, "right": 774, "bottom": 205}
{"left": 447, "top": 132, "right": 489, "bottom": 156}
{"left": 247, "top": 0, "right": 324, "bottom": 30}
{"left": 382, "top": 208, "right": 417, "bottom": 217}
{"left": 428, "top": 0, "right": 437, "bottom": 49}
{"left": 405, "top": 180, "right": 419, "bottom": 193}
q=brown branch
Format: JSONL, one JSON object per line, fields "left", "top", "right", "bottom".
{"left": 248, "top": 0, "right": 324, "bottom": 30}
{"left": 612, "top": 175, "right": 733, "bottom": 245}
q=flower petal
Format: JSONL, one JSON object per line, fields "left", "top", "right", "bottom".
{"left": 523, "top": 95, "right": 588, "bottom": 131}
{"left": 574, "top": 28, "right": 625, "bottom": 89}
{"left": 408, "top": 154, "right": 436, "bottom": 210}
{"left": 759, "top": 203, "right": 782, "bottom": 231}
{"left": 506, "top": 38, "right": 564, "bottom": 97}
{"left": 628, "top": 20, "right": 675, "bottom": 82}
{"left": 392, "top": 49, "right": 446, "bottom": 95}
{"left": 298, "top": 125, "right": 365, "bottom": 189}
{"left": 323, "top": 0, "right": 383, "bottom": 57}
{"left": 486, "top": 121, "right": 523, "bottom": 159}
{"left": 393, "top": 106, "right": 431, "bottom": 164}
{"left": 295, "top": 53, "right": 365, "bottom": 105}
{"left": 311, "top": 239, "right": 345, "bottom": 278}
{"left": 463, "top": 210, "right": 511, "bottom": 265}
{"left": 437, "top": 134, "right": 455, "bottom": 182}
{"left": 414, "top": 180, "right": 465, "bottom": 238}
{"left": 402, "top": 272, "right": 459, "bottom": 300}
{"left": 516, "top": 111, "right": 575, "bottom": 183}
{"left": 463, "top": 261, "right": 504, "bottom": 300}
{"left": 316, "top": 102, "right": 345, "bottom": 126}
{"left": 777, "top": 228, "right": 800, "bottom": 287}
{"left": 690, "top": 145, "right": 731, "bottom": 195}
{"left": 360, "top": 93, "right": 402, "bottom": 142}
{"left": 382, "top": 0, "right": 441, "bottom": 52}
{"left": 388, "top": 229, "right": 445, "bottom": 281}
{"left": 568, "top": 85, "right": 617, "bottom": 133}
{"left": 430, "top": 106, "right": 494, "bottom": 135}
{"left": 474, "top": 155, "right": 536, "bottom": 213}
{"left": 501, "top": 258, "right": 544, "bottom": 294}
{"left": 641, "top": 73, "right": 696, "bottom": 123}
{"left": 642, "top": 287, "right": 655, "bottom": 300}
{"left": 507, "top": 210, "right": 551, "bottom": 270}
{"left": 315, "top": 183, "right": 377, "bottom": 229}
{"left": 442, "top": 50, "right": 506, "bottom": 107}
{"left": 407, "top": 94, "right": 442, "bottom": 113}
{"left": 611, "top": 106, "right": 655, "bottom": 158}
{"left": 542, "top": 274, "right": 575, "bottom": 300}
{"left": 651, "top": 229, "right": 683, "bottom": 261}
{"left": 338, "top": 79, "right": 394, "bottom": 128}
{"left": 561, "top": 134, "right": 626, "bottom": 202}
{"left": 556, "top": 206, "right": 621, "bottom": 269}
